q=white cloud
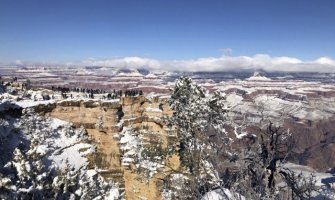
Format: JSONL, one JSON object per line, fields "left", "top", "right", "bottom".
{"left": 81, "top": 54, "right": 335, "bottom": 72}
{"left": 12, "top": 55, "right": 335, "bottom": 72}
{"left": 314, "top": 57, "right": 335, "bottom": 66}
{"left": 81, "top": 57, "right": 161, "bottom": 69}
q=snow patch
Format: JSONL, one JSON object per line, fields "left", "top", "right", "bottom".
{"left": 201, "top": 188, "right": 246, "bottom": 200}
{"left": 246, "top": 72, "right": 271, "bottom": 81}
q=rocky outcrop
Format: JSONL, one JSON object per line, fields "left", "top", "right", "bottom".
{"left": 40, "top": 96, "right": 175, "bottom": 200}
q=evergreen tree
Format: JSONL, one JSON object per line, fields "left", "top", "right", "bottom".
{"left": 166, "top": 77, "right": 230, "bottom": 198}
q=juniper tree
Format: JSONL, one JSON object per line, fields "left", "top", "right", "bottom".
{"left": 165, "top": 77, "right": 230, "bottom": 199}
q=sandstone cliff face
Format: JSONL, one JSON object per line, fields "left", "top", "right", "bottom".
{"left": 42, "top": 96, "right": 177, "bottom": 200}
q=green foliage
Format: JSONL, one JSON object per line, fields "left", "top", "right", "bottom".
{"left": 165, "top": 77, "right": 230, "bottom": 198}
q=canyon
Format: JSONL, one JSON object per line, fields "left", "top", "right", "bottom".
{"left": 2, "top": 67, "right": 335, "bottom": 198}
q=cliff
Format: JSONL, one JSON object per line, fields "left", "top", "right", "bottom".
{"left": 37, "top": 96, "right": 178, "bottom": 200}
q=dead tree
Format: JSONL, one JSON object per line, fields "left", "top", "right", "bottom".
{"left": 231, "top": 122, "right": 319, "bottom": 200}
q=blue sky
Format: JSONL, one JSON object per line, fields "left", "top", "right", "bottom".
{"left": 0, "top": 0, "right": 334, "bottom": 66}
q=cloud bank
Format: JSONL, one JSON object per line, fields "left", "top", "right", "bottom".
{"left": 81, "top": 54, "right": 335, "bottom": 72}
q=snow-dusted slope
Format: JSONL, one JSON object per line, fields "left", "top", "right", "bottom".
{"left": 0, "top": 104, "right": 122, "bottom": 199}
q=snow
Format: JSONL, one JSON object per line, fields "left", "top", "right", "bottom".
{"left": 122, "top": 157, "right": 134, "bottom": 163}
{"left": 76, "top": 69, "right": 96, "bottom": 75}
{"left": 224, "top": 91, "right": 335, "bottom": 124}
{"left": 12, "top": 149, "right": 25, "bottom": 178}
{"left": 233, "top": 126, "right": 249, "bottom": 139}
{"left": 144, "top": 73, "right": 158, "bottom": 79}
{"left": 246, "top": 72, "right": 271, "bottom": 81}
{"left": 140, "top": 160, "right": 164, "bottom": 177}
{"left": 102, "top": 99, "right": 120, "bottom": 103}
{"left": 144, "top": 107, "right": 162, "bottom": 112}
{"left": 30, "top": 72, "right": 57, "bottom": 77}
{"left": 35, "top": 145, "right": 49, "bottom": 155}
{"left": 162, "top": 173, "right": 189, "bottom": 198}
{"left": 117, "top": 71, "right": 143, "bottom": 77}
{"left": 50, "top": 125, "right": 94, "bottom": 170}
{"left": 214, "top": 77, "right": 335, "bottom": 103}
{"left": 225, "top": 93, "right": 243, "bottom": 107}
{"left": 49, "top": 118, "right": 68, "bottom": 129}
{"left": 13, "top": 113, "right": 94, "bottom": 171}
{"left": 119, "top": 129, "right": 138, "bottom": 145}
{"left": 52, "top": 143, "right": 93, "bottom": 170}
{"left": 294, "top": 109, "right": 332, "bottom": 121}
{"left": 105, "top": 188, "right": 121, "bottom": 200}
{"left": 119, "top": 128, "right": 142, "bottom": 166}
{"left": 201, "top": 188, "right": 246, "bottom": 200}
{"left": 0, "top": 176, "right": 11, "bottom": 187}
{"left": 86, "top": 169, "right": 98, "bottom": 177}
{"left": 15, "top": 99, "right": 55, "bottom": 108}
{"left": 119, "top": 127, "right": 165, "bottom": 177}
